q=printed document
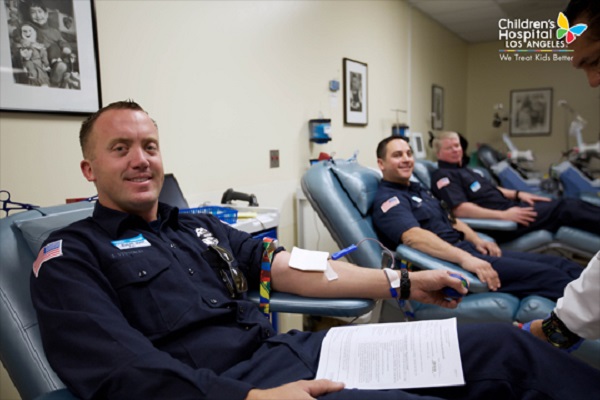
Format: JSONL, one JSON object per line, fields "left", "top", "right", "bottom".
{"left": 316, "top": 318, "right": 465, "bottom": 390}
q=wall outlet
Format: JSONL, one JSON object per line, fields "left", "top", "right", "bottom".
{"left": 270, "top": 149, "right": 280, "bottom": 168}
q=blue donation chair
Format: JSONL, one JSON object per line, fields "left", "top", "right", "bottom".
{"left": 1, "top": 202, "right": 375, "bottom": 400}
{"left": 553, "top": 160, "right": 600, "bottom": 207}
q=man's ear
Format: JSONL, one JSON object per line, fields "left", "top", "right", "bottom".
{"left": 80, "top": 159, "right": 95, "bottom": 182}
{"left": 377, "top": 158, "right": 384, "bottom": 171}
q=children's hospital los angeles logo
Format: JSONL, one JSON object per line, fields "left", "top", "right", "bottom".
{"left": 498, "top": 12, "right": 588, "bottom": 62}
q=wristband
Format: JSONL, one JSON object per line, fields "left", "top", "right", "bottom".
{"left": 541, "top": 311, "right": 582, "bottom": 350}
{"left": 399, "top": 268, "right": 411, "bottom": 300}
{"left": 515, "top": 190, "right": 520, "bottom": 201}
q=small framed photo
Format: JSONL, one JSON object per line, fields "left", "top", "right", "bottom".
{"left": 510, "top": 88, "right": 552, "bottom": 136}
{"left": 343, "top": 58, "right": 367, "bottom": 126}
{"left": 431, "top": 85, "right": 444, "bottom": 130}
{"left": 0, "top": 0, "right": 102, "bottom": 115}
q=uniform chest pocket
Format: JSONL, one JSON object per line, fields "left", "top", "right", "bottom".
{"left": 412, "top": 205, "right": 432, "bottom": 225}
{"left": 105, "top": 256, "right": 196, "bottom": 335}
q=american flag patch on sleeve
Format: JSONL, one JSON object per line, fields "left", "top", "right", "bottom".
{"left": 436, "top": 177, "right": 450, "bottom": 190}
{"left": 381, "top": 196, "right": 400, "bottom": 213}
{"left": 33, "top": 240, "right": 63, "bottom": 278}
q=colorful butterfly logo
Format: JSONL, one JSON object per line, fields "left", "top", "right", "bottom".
{"left": 556, "top": 12, "right": 587, "bottom": 44}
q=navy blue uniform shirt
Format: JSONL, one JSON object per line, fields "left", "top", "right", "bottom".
{"left": 430, "top": 160, "right": 518, "bottom": 211}
{"left": 430, "top": 160, "right": 600, "bottom": 240}
{"left": 372, "top": 180, "right": 463, "bottom": 250}
{"left": 30, "top": 202, "right": 315, "bottom": 400}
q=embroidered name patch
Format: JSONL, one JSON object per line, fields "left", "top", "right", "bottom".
{"left": 436, "top": 177, "right": 450, "bottom": 190}
{"left": 33, "top": 240, "right": 63, "bottom": 278}
{"left": 111, "top": 234, "right": 151, "bottom": 250}
{"left": 381, "top": 196, "right": 400, "bottom": 213}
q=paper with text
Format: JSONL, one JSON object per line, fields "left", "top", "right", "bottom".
{"left": 316, "top": 318, "right": 465, "bottom": 390}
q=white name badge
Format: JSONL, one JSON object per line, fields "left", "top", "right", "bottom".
{"left": 111, "top": 234, "right": 151, "bottom": 250}
{"left": 469, "top": 181, "right": 481, "bottom": 192}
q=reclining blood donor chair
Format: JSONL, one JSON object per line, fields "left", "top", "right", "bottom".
{"left": 301, "top": 158, "right": 599, "bottom": 369}
{"left": 552, "top": 160, "right": 600, "bottom": 207}
{"left": 1, "top": 201, "right": 376, "bottom": 400}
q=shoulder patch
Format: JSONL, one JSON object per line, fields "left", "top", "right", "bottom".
{"left": 381, "top": 196, "right": 400, "bottom": 213}
{"left": 33, "top": 240, "right": 63, "bottom": 278}
{"left": 436, "top": 177, "right": 450, "bottom": 190}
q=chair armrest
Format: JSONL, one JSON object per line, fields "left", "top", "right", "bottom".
{"left": 394, "top": 244, "right": 488, "bottom": 293}
{"left": 247, "top": 290, "right": 375, "bottom": 318}
{"left": 459, "top": 218, "right": 517, "bottom": 231}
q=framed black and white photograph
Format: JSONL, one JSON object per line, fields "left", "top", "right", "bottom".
{"left": 0, "top": 0, "right": 101, "bottom": 115}
{"left": 343, "top": 58, "right": 367, "bottom": 126}
{"left": 431, "top": 84, "right": 443, "bottom": 130}
{"left": 510, "top": 88, "right": 552, "bottom": 136}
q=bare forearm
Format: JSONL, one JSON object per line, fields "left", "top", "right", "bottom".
{"left": 454, "top": 202, "right": 506, "bottom": 220}
{"left": 401, "top": 227, "right": 472, "bottom": 265}
{"left": 271, "top": 251, "right": 390, "bottom": 299}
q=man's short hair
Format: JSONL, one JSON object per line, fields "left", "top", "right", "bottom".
{"left": 79, "top": 100, "right": 156, "bottom": 159}
{"left": 376, "top": 136, "right": 411, "bottom": 160}
{"left": 564, "top": 0, "right": 600, "bottom": 40}
{"left": 431, "top": 131, "right": 460, "bottom": 155}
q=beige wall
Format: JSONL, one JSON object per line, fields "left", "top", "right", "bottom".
{"left": 466, "top": 41, "right": 599, "bottom": 171}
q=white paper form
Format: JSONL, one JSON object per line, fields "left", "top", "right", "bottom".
{"left": 316, "top": 318, "right": 465, "bottom": 390}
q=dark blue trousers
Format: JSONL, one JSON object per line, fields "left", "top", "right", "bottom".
{"left": 457, "top": 242, "right": 581, "bottom": 301}
{"left": 489, "top": 198, "right": 600, "bottom": 243}
{"left": 223, "top": 324, "right": 600, "bottom": 399}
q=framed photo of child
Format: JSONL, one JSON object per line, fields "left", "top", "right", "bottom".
{"left": 343, "top": 58, "right": 368, "bottom": 126}
{"left": 0, "top": 0, "right": 101, "bottom": 115}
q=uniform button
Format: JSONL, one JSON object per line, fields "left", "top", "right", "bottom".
{"left": 170, "top": 243, "right": 177, "bottom": 248}
{"left": 245, "top": 326, "right": 250, "bottom": 330}
{"left": 138, "top": 270, "right": 147, "bottom": 278}
{"left": 188, "top": 268, "right": 194, "bottom": 275}
{"left": 239, "top": 306, "right": 245, "bottom": 313}
{"left": 264, "top": 329, "right": 271, "bottom": 337}
{"left": 210, "top": 299, "right": 218, "bottom": 304}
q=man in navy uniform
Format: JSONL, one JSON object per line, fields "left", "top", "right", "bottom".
{"left": 430, "top": 131, "right": 599, "bottom": 244}
{"left": 372, "top": 136, "right": 582, "bottom": 301}
{"left": 31, "top": 101, "right": 600, "bottom": 400}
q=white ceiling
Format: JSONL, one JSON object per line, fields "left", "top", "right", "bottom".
{"left": 407, "top": 0, "right": 570, "bottom": 43}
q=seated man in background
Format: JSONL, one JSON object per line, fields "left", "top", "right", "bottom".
{"left": 430, "top": 131, "right": 599, "bottom": 244}
{"left": 372, "top": 136, "right": 582, "bottom": 302}
{"left": 30, "top": 101, "right": 600, "bottom": 400}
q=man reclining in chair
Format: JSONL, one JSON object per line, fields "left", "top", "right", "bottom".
{"left": 430, "top": 131, "right": 600, "bottom": 244}
{"left": 31, "top": 101, "right": 600, "bottom": 400}
{"left": 372, "top": 136, "right": 582, "bottom": 301}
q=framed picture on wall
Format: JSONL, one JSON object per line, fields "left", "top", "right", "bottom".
{"left": 431, "top": 85, "right": 444, "bottom": 130}
{"left": 343, "top": 58, "right": 368, "bottom": 126}
{"left": 509, "top": 88, "right": 552, "bottom": 136}
{"left": 0, "top": 0, "right": 102, "bottom": 115}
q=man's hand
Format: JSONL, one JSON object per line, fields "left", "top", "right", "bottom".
{"left": 502, "top": 206, "right": 537, "bottom": 226}
{"left": 459, "top": 257, "right": 501, "bottom": 291}
{"left": 474, "top": 239, "right": 502, "bottom": 257}
{"left": 409, "top": 269, "right": 469, "bottom": 307}
{"left": 518, "top": 192, "right": 551, "bottom": 206}
{"left": 245, "top": 379, "right": 345, "bottom": 400}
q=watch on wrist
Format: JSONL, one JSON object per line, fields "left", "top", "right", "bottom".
{"left": 541, "top": 311, "right": 581, "bottom": 349}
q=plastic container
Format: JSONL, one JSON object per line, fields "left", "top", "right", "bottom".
{"left": 180, "top": 206, "right": 238, "bottom": 224}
